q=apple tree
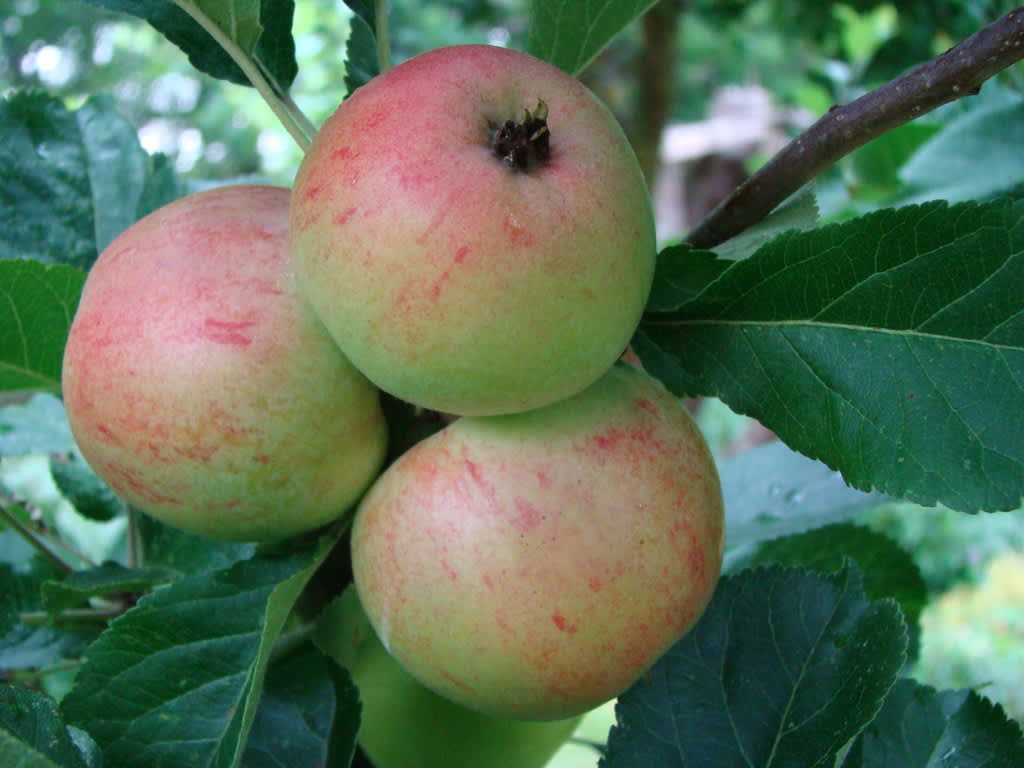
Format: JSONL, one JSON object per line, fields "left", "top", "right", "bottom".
{"left": 1, "top": 1, "right": 1023, "bottom": 767}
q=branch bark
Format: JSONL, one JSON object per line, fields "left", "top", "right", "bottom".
{"left": 686, "top": 6, "right": 1024, "bottom": 250}
{"left": 633, "top": 1, "right": 685, "bottom": 185}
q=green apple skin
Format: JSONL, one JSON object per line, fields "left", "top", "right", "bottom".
{"left": 61, "top": 185, "right": 388, "bottom": 542}
{"left": 351, "top": 363, "right": 725, "bottom": 720}
{"left": 316, "top": 587, "right": 581, "bottom": 768}
{"left": 290, "top": 44, "right": 656, "bottom": 416}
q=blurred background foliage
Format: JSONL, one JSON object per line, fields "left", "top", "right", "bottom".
{"left": 2, "top": 0, "right": 1022, "bottom": 746}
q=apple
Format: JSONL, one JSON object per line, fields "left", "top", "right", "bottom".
{"left": 290, "top": 44, "right": 656, "bottom": 416}
{"left": 350, "top": 363, "right": 724, "bottom": 720}
{"left": 315, "top": 586, "right": 581, "bottom": 768}
{"left": 61, "top": 185, "right": 388, "bottom": 542}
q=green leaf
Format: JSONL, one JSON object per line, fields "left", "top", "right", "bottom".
{"left": 41, "top": 562, "right": 177, "bottom": 614}
{"left": 845, "top": 123, "right": 941, "bottom": 204}
{"left": 78, "top": 0, "right": 298, "bottom": 89}
{"left": 48, "top": 455, "right": 121, "bottom": 523}
{"left": 716, "top": 440, "right": 889, "bottom": 570}
{"left": 323, "top": 657, "right": 361, "bottom": 768}
{"left": 639, "top": 199, "right": 1024, "bottom": 513}
{"left": 901, "top": 96, "right": 1024, "bottom": 205}
{"left": 844, "top": 678, "right": 1024, "bottom": 767}
{"left": 0, "top": 261, "right": 84, "bottom": 394}
{"left": 744, "top": 523, "right": 927, "bottom": 658}
{"left": 135, "top": 153, "right": 187, "bottom": 222}
{"left": 0, "top": 563, "right": 97, "bottom": 672}
{"left": 136, "top": 514, "right": 257, "bottom": 575}
{"left": 0, "top": 685, "right": 94, "bottom": 768}
{"left": 343, "top": 1, "right": 380, "bottom": 94}
{"left": 0, "top": 562, "right": 29, "bottom": 636}
{"left": 60, "top": 533, "right": 339, "bottom": 768}
{"left": 249, "top": 0, "right": 299, "bottom": 92}
{"left": 0, "top": 92, "right": 177, "bottom": 269}
{"left": 0, "top": 625, "right": 94, "bottom": 673}
{"left": 712, "top": 184, "right": 820, "bottom": 262}
{"left": 602, "top": 564, "right": 907, "bottom": 768}
{"left": 526, "top": 0, "right": 659, "bottom": 75}
{"left": 645, "top": 246, "right": 726, "bottom": 312}
{"left": 0, "top": 395, "right": 76, "bottom": 457}
{"left": 241, "top": 645, "right": 347, "bottom": 768}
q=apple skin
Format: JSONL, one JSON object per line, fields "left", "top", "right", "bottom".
{"left": 351, "top": 363, "right": 725, "bottom": 720}
{"left": 290, "top": 44, "right": 656, "bottom": 416}
{"left": 61, "top": 185, "right": 388, "bottom": 542}
{"left": 316, "top": 586, "right": 581, "bottom": 768}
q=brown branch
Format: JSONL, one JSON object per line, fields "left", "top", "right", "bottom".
{"left": 686, "top": 6, "right": 1024, "bottom": 250}
{"left": 632, "top": 1, "right": 685, "bottom": 185}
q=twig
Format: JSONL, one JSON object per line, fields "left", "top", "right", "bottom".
{"left": 20, "top": 607, "right": 124, "bottom": 626}
{"left": 0, "top": 500, "right": 74, "bottom": 576}
{"left": 686, "top": 6, "right": 1024, "bottom": 250}
{"left": 127, "top": 504, "right": 140, "bottom": 569}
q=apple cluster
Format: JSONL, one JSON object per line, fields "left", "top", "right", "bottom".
{"left": 62, "top": 44, "right": 724, "bottom": 736}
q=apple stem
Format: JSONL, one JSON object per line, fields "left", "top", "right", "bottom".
{"left": 492, "top": 99, "right": 551, "bottom": 171}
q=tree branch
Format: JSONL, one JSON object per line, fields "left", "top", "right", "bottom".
{"left": 686, "top": 6, "right": 1024, "bottom": 250}
{"left": 632, "top": 1, "right": 684, "bottom": 185}
{"left": 0, "top": 499, "right": 75, "bottom": 576}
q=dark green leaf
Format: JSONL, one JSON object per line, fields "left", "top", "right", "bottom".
{"left": 645, "top": 246, "right": 726, "bottom": 312}
{"left": 344, "top": 0, "right": 375, "bottom": 28}
{"left": 0, "top": 685, "right": 92, "bottom": 768}
{"left": 0, "top": 624, "right": 94, "bottom": 672}
{"left": 49, "top": 455, "right": 122, "bottom": 523}
{"left": 602, "top": 564, "right": 907, "bottom": 768}
{"left": 136, "top": 514, "right": 256, "bottom": 575}
{"left": 309, "top": 589, "right": 362, "bottom": 768}
{"left": 41, "top": 562, "right": 177, "bottom": 614}
{"left": 744, "top": 523, "right": 927, "bottom": 658}
{"left": 60, "top": 533, "right": 339, "bottom": 768}
{"left": 844, "top": 678, "right": 1024, "bottom": 767}
{"left": 380, "top": 394, "right": 447, "bottom": 465}
{"left": 343, "top": 5, "right": 380, "bottom": 95}
{"left": 0, "top": 562, "right": 28, "bottom": 636}
{"left": 241, "top": 646, "right": 339, "bottom": 768}
{"left": 901, "top": 96, "right": 1024, "bottom": 205}
{"left": 78, "top": 0, "right": 298, "bottom": 89}
{"left": 526, "top": 0, "right": 659, "bottom": 75}
{"left": 0, "top": 260, "right": 84, "bottom": 394}
{"left": 0, "top": 395, "right": 76, "bottom": 457}
{"left": 0, "top": 92, "right": 96, "bottom": 270}
{"left": 629, "top": 329, "right": 697, "bottom": 395}
{"left": 251, "top": 0, "right": 299, "bottom": 93}
{"left": 0, "top": 563, "right": 96, "bottom": 672}
{"left": 717, "top": 440, "right": 889, "bottom": 571}
{"left": 0, "top": 92, "right": 175, "bottom": 269}
{"left": 640, "top": 199, "right": 1024, "bottom": 513}
{"left": 323, "top": 658, "right": 361, "bottom": 768}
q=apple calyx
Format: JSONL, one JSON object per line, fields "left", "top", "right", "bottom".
{"left": 492, "top": 99, "right": 550, "bottom": 171}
